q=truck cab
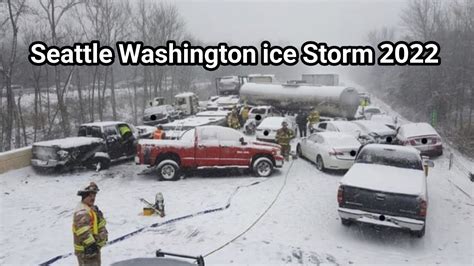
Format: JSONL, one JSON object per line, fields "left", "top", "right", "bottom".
{"left": 78, "top": 121, "right": 137, "bottom": 160}
{"left": 174, "top": 92, "right": 199, "bottom": 116}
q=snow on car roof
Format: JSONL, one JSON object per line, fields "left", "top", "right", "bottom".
{"left": 257, "top": 117, "right": 288, "bottom": 129}
{"left": 400, "top": 122, "right": 439, "bottom": 137}
{"left": 316, "top": 132, "right": 360, "bottom": 145}
{"left": 330, "top": 121, "right": 361, "bottom": 131}
{"left": 362, "top": 143, "right": 420, "bottom": 155}
{"left": 370, "top": 114, "right": 394, "bottom": 123}
{"left": 352, "top": 120, "right": 394, "bottom": 133}
{"left": 195, "top": 110, "right": 230, "bottom": 117}
{"left": 340, "top": 163, "right": 426, "bottom": 196}
{"left": 164, "top": 117, "right": 223, "bottom": 128}
{"left": 80, "top": 121, "right": 126, "bottom": 127}
{"left": 175, "top": 92, "right": 195, "bottom": 98}
{"left": 33, "top": 137, "right": 104, "bottom": 149}
{"left": 144, "top": 105, "right": 171, "bottom": 115}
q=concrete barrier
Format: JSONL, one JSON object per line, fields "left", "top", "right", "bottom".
{"left": 0, "top": 146, "right": 32, "bottom": 174}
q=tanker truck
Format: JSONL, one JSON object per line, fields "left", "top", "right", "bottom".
{"left": 239, "top": 83, "right": 360, "bottom": 119}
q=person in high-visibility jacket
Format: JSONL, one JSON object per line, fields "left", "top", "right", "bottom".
{"left": 276, "top": 121, "right": 295, "bottom": 160}
{"left": 240, "top": 104, "right": 250, "bottom": 123}
{"left": 227, "top": 108, "right": 241, "bottom": 129}
{"left": 153, "top": 125, "right": 166, "bottom": 140}
{"left": 73, "top": 182, "right": 108, "bottom": 266}
{"left": 307, "top": 108, "right": 320, "bottom": 133}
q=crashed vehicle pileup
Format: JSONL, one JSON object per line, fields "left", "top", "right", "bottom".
{"left": 31, "top": 121, "right": 137, "bottom": 172}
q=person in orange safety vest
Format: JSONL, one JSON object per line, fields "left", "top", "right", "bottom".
{"left": 153, "top": 125, "right": 166, "bottom": 140}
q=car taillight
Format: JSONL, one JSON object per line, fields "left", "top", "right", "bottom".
{"left": 329, "top": 149, "right": 344, "bottom": 156}
{"left": 136, "top": 144, "right": 141, "bottom": 156}
{"left": 419, "top": 199, "right": 427, "bottom": 217}
{"left": 337, "top": 186, "right": 344, "bottom": 206}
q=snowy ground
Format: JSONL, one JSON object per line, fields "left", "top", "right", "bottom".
{"left": 1, "top": 86, "right": 473, "bottom": 265}
{"left": 0, "top": 146, "right": 472, "bottom": 265}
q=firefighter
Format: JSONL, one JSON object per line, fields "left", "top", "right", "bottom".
{"left": 276, "top": 121, "right": 295, "bottom": 161}
{"left": 307, "top": 108, "right": 320, "bottom": 133}
{"left": 73, "top": 182, "right": 108, "bottom": 266}
{"left": 227, "top": 108, "right": 241, "bottom": 129}
{"left": 240, "top": 104, "right": 250, "bottom": 123}
{"left": 153, "top": 125, "right": 166, "bottom": 140}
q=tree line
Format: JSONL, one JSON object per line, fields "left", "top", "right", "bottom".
{"left": 355, "top": 0, "right": 474, "bottom": 156}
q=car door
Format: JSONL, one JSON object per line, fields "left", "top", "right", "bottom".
{"left": 218, "top": 127, "right": 248, "bottom": 166}
{"left": 103, "top": 125, "right": 122, "bottom": 159}
{"left": 195, "top": 127, "right": 220, "bottom": 166}
{"left": 305, "top": 134, "right": 320, "bottom": 162}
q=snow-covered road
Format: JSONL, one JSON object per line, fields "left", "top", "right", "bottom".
{"left": 0, "top": 150, "right": 472, "bottom": 265}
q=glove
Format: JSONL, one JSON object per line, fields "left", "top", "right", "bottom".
{"left": 84, "top": 243, "right": 99, "bottom": 256}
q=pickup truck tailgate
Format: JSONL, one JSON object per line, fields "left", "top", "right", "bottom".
{"left": 341, "top": 186, "right": 422, "bottom": 219}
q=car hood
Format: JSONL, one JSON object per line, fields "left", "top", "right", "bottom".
{"left": 34, "top": 137, "right": 104, "bottom": 149}
{"left": 340, "top": 163, "right": 426, "bottom": 196}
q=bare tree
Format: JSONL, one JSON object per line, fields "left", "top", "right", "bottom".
{"left": 38, "top": 0, "right": 82, "bottom": 137}
{"left": 0, "top": 0, "right": 27, "bottom": 150}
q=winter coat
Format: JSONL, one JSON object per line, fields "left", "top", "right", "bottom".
{"left": 73, "top": 202, "right": 108, "bottom": 256}
{"left": 227, "top": 113, "right": 241, "bottom": 129}
{"left": 276, "top": 127, "right": 295, "bottom": 146}
{"left": 296, "top": 112, "right": 308, "bottom": 126}
{"left": 307, "top": 111, "right": 320, "bottom": 124}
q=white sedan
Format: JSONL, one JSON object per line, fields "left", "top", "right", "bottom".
{"left": 296, "top": 132, "right": 361, "bottom": 171}
{"left": 256, "top": 116, "right": 296, "bottom": 142}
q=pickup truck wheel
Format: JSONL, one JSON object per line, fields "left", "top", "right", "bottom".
{"left": 341, "top": 218, "right": 352, "bottom": 226}
{"left": 157, "top": 161, "right": 179, "bottom": 181}
{"left": 411, "top": 226, "right": 425, "bottom": 238}
{"left": 316, "top": 155, "right": 325, "bottom": 172}
{"left": 253, "top": 157, "right": 274, "bottom": 177}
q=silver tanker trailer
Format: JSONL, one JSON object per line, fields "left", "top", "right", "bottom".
{"left": 239, "top": 82, "right": 360, "bottom": 119}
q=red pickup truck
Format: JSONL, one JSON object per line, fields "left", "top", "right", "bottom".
{"left": 136, "top": 126, "right": 284, "bottom": 180}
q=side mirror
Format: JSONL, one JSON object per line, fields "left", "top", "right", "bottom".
{"left": 239, "top": 137, "right": 247, "bottom": 145}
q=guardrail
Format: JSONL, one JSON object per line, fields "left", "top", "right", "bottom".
{"left": 0, "top": 146, "right": 32, "bottom": 174}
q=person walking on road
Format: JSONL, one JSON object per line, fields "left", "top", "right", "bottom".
{"left": 73, "top": 182, "right": 108, "bottom": 266}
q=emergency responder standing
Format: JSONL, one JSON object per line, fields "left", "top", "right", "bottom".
{"left": 227, "top": 107, "right": 241, "bottom": 129}
{"left": 73, "top": 182, "right": 108, "bottom": 266}
{"left": 307, "top": 108, "right": 320, "bottom": 133}
{"left": 153, "top": 125, "right": 166, "bottom": 139}
{"left": 276, "top": 121, "right": 295, "bottom": 160}
{"left": 240, "top": 104, "right": 250, "bottom": 124}
{"left": 296, "top": 109, "right": 308, "bottom": 138}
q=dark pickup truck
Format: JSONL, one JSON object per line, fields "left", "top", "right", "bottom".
{"left": 31, "top": 121, "right": 137, "bottom": 171}
{"left": 337, "top": 144, "right": 433, "bottom": 237}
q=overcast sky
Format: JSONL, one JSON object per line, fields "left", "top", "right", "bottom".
{"left": 172, "top": 0, "right": 409, "bottom": 46}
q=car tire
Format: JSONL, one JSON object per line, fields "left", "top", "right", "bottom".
{"left": 341, "top": 218, "right": 352, "bottom": 226}
{"left": 157, "top": 160, "right": 180, "bottom": 181}
{"left": 411, "top": 226, "right": 425, "bottom": 238}
{"left": 316, "top": 155, "right": 325, "bottom": 172}
{"left": 253, "top": 157, "right": 274, "bottom": 177}
{"left": 296, "top": 144, "right": 303, "bottom": 158}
